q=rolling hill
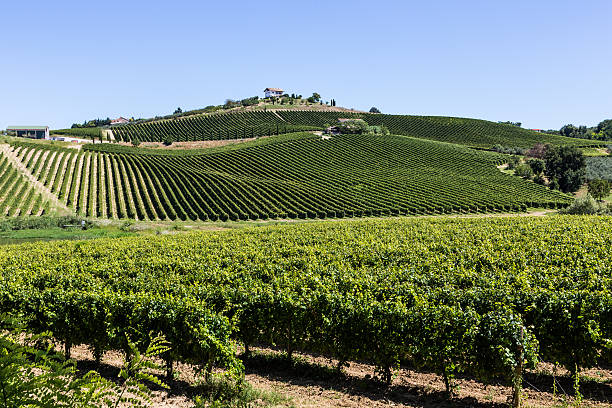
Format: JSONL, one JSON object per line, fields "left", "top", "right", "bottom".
{"left": 110, "top": 108, "right": 602, "bottom": 148}
{"left": 1, "top": 132, "right": 571, "bottom": 220}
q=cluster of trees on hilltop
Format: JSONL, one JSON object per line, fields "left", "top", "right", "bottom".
{"left": 498, "top": 121, "right": 522, "bottom": 127}
{"left": 264, "top": 92, "right": 341, "bottom": 107}
{"left": 223, "top": 96, "right": 261, "bottom": 109}
{"left": 71, "top": 118, "right": 112, "bottom": 128}
{"left": 540, "top": 119, "right": 612, "bottom": 141}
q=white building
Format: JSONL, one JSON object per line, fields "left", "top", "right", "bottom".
{"left": 110, "top": 117, "right": 129, "bottom": 125}
{"left": 264, "top": 88, "right": 284, "bottom": 98}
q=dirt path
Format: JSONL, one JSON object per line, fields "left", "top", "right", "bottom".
{"left": 105, "top": 155, "right": 118, "bottom": 219}
{"left": 102, "top": 128, "right": 115, "bottom": 141}
{"left": 0, "top": 144, "right": 72, "bottom": 214}
{"left": 270, "top": 110, "right": 286, "bottom": 121}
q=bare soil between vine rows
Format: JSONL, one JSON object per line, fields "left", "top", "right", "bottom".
{"left": 67, "top": 344, "right": 611, "bottom": 407}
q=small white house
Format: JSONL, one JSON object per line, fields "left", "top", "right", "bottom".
{"left": 264, "top": 88, "right": 284, "bottom": 98}
{"left": 110, "top": 117, "right": 129, "bottom": 125}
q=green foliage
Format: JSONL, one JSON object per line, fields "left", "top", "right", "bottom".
{"left": 0, "top": 154, "right": 49, "bottom": 217}
{"left": 6, "top": 132, "right": 572, "bottom": 221}
{"left": 587, "top": 179, "right": 611, "bottom": 201}
{"left": 111, "top": 334, "right": 170, "bottom": 408}
{"left": 527, "top": 158, "right": 545, "bottom": 175}
{"left": 559, "top": 194, "right": 610, "bottom": 214}
{"left": 369, "top": 107, "right": 381, "bottom": 113}
{"left": 560, "top": 124, "right": 589, "bottom": 139}
{"left": 514, "top": 164, "right": 533, "bottom": 179}
{"left": 240, "top": 96, "right": 259, "bottom": 107}
{"left": 544, "top": 145, "right": 586, "bottom": 193}
{"left": 1, "top": 216, "right": 611, "bottom": 403}
{"left": 586, "top": 156, "right": 612, "bottom": 181}
{"left": 278, "top": 111, "right": 599, "bottom": 148}
{"left": 596, "top": 119, "right": 612, "bottom": 139}
{"left": 498, "top": 121, "right": 522, "bottom": 127}
{"left": 307, "top": 93, "right": 321, "bottom": 103}
{"left": 112, "top": 111, "right": 316, "bottom": 143}
{"left": 0, "top": 316, "right": 169, "bottom": 408}
{"left": 336, "top": 119, "right": 369, "bottom": 134}
{"left": 51, "top": 127, "right": 103, "bottom": 140}
{"left": 492, "top": 145, "right": 526, "bottom": 155}
{"left": 163, "top": 135, "right": 174, "bottom": 146}
{"left": 507, "top": 155, "right": 521, "bottom": 170}
{"left": 0, "top": 215, "right": 91, "bottom": 231}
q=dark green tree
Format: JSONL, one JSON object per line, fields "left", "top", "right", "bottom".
{"left": 596, "top": 119, "right": 612, "bottom": 139}
{"left": 544, "top": 145, "right": 586, "bottom": 193}
{"left": 559, "top": 124, "right": 589, "bottom": 139}
{"left": 587, "top": 179, "right": 611, "bottom": 201}
{"left": 369, "top": 107, "right": 381, "bottom": 113}
{"left": 527, "top": 158, "right": 545, "bottom": 176}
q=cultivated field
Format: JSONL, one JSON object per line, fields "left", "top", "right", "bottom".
{"left": 1, "top": 132, "right": 573, "bottom": 221}
{"left": 2, "top": 216, "right": 611, "bottom": 406}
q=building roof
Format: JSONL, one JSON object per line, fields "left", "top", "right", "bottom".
{"left": 112, "top": 117, "right": 128, "bottom": 121}
{"left": 7, "top": 126, "right": 48, "bottom": 130}
{"left": 264, "top": 88, "right": 283, "bottom": 92}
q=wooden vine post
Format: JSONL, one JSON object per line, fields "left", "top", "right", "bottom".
{"left": 512, "top": 325, "right": 524, "bottom": 408}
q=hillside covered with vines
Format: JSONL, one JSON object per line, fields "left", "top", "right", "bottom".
{"left": 2, "top": 132, "right": 572, "bottom": 221}
{"left": 110, "top": 109, "right": 602, "bottom": 148}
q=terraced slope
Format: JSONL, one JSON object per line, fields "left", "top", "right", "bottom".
{"left": 111, "top": 110, "right": 317, "bottom": 142}
{"left": 5, "top": 133, "right": 571, "bottom": 220}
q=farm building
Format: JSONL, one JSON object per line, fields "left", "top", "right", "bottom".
{"left": 7, "top": 126, "right": 49, "bottom": 139}
{"left": 264, "top": 88, "right": 284, "bottom": 98}
{"left": 110, "top": 117, "right": 129, "bottom": 125}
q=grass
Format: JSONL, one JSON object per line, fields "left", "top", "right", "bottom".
{"left": 581, "top": 147, "right": 610, "bottom": 157}
{"left": 194, "top": 375, "right": 294, "bottom": 408}
{"left": 0, "top": 225, "right": 135, "bottom": 245}
{"left": 0, "top": 134, "right": 78, "bottom": 149}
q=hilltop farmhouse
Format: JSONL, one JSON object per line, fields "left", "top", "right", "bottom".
{"left": 110, "top": 117, "right": 129, "bottom": 125}
{"left": 264, "top": 88, "right": 283, "bottom": 98}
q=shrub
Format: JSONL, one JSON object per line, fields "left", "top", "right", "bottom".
{"left": 560, "top": 194, "right": 603, "bottom": 215}
{"left": 514, "top": 164, "right": 533, "bottom": 179}
{"left": 337, "top": 119, "right": 369, "bottom": 135}
{"left": 163, "top": 136, "right": 174, "bottom": 146}
{"left": 527, "top": 158, "right": 545, "bottom": 175}
{"left": 587, "top": 179, "right": 611, "bottom": 201}
{"left": 507, "top": 156, "right": 521, "bottom": 170}
{"left": 534, "top": 175, "right": 546, "bottom": 185}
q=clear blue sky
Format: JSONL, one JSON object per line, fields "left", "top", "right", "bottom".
{"left": 1, "top": 0, "right": 610, "bottom": 130}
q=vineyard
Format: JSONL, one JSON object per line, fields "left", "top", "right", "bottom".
{"left": 0, "top": 151, "right": 50, "bottom": 216}
{"left": 111, "top": 108, "right": 602, "bottom": 148}
{"left": 51, "top": 127, "right": 103, "bottom": 140}
{"left": 111, "top": 110, "right": 318, "bottom": 142}
{"left": 1, "top": 132, "right": 572, "bottom": 221}
{"left": 1, "top": 216, "right": 610, "bottom": 401}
